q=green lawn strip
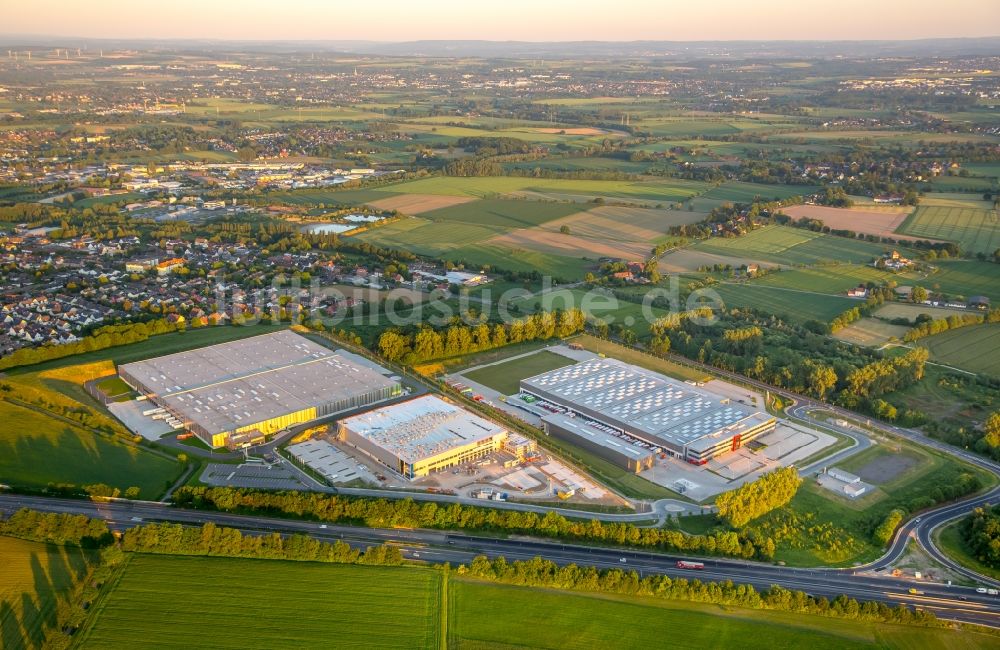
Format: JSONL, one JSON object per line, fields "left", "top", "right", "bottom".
{"left": 463, "top": 350, "right": 576, "bottom": 395}
{"left": 568, "top": 333, "right": 711, "bottom": 382}
{"left": 934, "top": 520, "right": 1000, "bottom": 582}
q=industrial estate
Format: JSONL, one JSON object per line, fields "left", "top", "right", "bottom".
{"left": 2, "top": 17, "right": 1000, "bottom": 650}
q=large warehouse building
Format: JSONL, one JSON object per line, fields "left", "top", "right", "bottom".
{"left": 118, "top": 330, "right": 401, "bottom": 448}
{"left": 337, "top": 395, "right": 508, "bottom": 479}
{"left": 520, "top": 358, "right": 775, "bottom": 469}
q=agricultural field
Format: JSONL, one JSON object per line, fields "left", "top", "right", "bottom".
{"left": 369, "top": 176, "right": 710, "bottom": 204}
{"left": 449, "top": 579, "right": 989, "bottom": 650}
{"left": 77, "top": 557, "right": 442, "bottom": 649}
{"left": 365, "top": 193, "right": 475, "bottom": 214}
{"left": 548, "top": 205, "right": 705, "bottom": 240}
{"left": 0, "top": 536, "right": 96, "bottom": 650}
{"left": 487, "top": 205, "right": 701, "bottom": 261}
{"left": 0, "top": 400, "right": 180, "bottom": 497}
{"left": 874, "top": 303, "right": 970, "bottom": 322}
{"left": 463, "top": 349, "right": 576, "bottom": 395}
{"left": 896, "top": 196, "right": 1000, "bottom": 255}
{"left": 420, "top": 198, "right": 581, "bottom": 229}
{"left": 692, "top": 226, "right": 898, "bottom": 266}
{"left": 832, "top": 318, "right": 910, "bottom": 347}
{"left": 349, "top": 217, "right": 592, "bottom": 279}
{"left": 921, "top": 261, "right": 1000, "bottom": 303}
{"left": 917, "top": 324, "right": 1000, "bottom": 376}
{"left": 711, "top": 284, "right": 858, "bottom": 323}
{"left": 658, "top": 248, "right": 775, "bottom": 273}
{"left": 752, "top": 265, "right": 896, "bottom": 294}
{"left": 779, "top": 204, "right": 915, "bottom": 240}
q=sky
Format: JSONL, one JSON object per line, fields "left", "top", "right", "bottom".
{"left": 5, "top": 0, "right": 1000, "bottom": 42}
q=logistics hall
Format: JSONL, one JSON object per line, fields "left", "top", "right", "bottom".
{"left": 118, "top": 330, "right": 401, "bottom": 448}
{"left": 337, "top": 394, "right": 508, "bottom": 479}
{"left": 520, "top": 357, "right": 775, "bottom": 468}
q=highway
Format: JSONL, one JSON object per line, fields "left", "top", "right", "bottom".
{"left": 2, "top": 493, "right": 999, "bottom": 627}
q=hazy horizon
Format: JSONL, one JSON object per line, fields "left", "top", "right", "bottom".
{"left": 6, "top": 0, "right": 1000, "bottom": 42}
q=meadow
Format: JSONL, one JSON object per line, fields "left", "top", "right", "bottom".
{"left": 762, "top": 441, "right": 994, "bottom": 567}
{"left": 831, "top": 318, "right": 910, "bottom": 347}
{"left": 77, "top": 557, "right": 442, "bottom": 649}
{"left": 0, "top": 401, "right": 180, "bottom": 497}
{"left": 448, "top": 579, "right": 989, "bottom": 650}
{"left": 711, "top": 284, "right": 858, "bottom": 323}
{"left": 463, "top": 349, "right": 576, "bottom": 395}
{"left": 922, "top": 261, "right": 1000, "bottom": 303}
{"left": 752, "top": 265, "right": 895, "bottom": 294}
{"left": 71, "top": 552, "right": 1000, "bottom": 649}
{"left": 421, "top": 198, "right": 581, "bottom": 229}
{"left": 0, "top": 536, "right": 96, "bottom": 650}
{"left": 917, "top": 324, "right": 1000, "bottom": 376}
{"left": 369, "top": 176, "right": 710, "bottom": 203}
{"left": 896, "top": 199, "right": 1000, "bottom": 255}
{"left": 691, "top": 226, "right": 895, "bottom": 266}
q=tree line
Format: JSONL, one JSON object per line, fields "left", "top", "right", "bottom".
{"left": 459, "top": 554, "right": 939, "bottom": 628}
{"left": 0, "top": 508, "right": 113, "bottom": 547}
{"left": 902, "top": 310, "right": 1000, "bottom": 343}
{"left": 173, "top": 486, "right": 777, "bottom": 560}
{"left": 0, "top": 318, "right": 183, "bottom": 371}
{"left": 122, "top": 521, "right": 403, "bottom": 566}
{"left": 377, "top": 308, "right": 587, "bottom": 363}
{"left": 715, "top": 468, "right": 803, "bottom": 529}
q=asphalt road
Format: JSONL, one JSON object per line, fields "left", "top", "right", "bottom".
{"left": 2, "top": 493, "right": 999, "bottom": 627}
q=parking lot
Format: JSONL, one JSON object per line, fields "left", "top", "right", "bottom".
{"left": 640, "top": 421, "right": 838, "bottom": 501}
{"left": 200, "top": 462, "right": 311, "bottom": 491}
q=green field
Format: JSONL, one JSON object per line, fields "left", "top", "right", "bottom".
{"left": 753, "top": 265, "right": 896, "bottom": 294}
{"left": 68, "top": 548, "right": 998, "bottom": 649}
{"left": 918, "top": 324, "right": 1000, "bottom": 376}
{"left": 421, "top": 198, "right": 581, "bottom": 229}
{"left": 1, "top": 535, "right": 96, "bottom": 650}
{"left": 832, "top": 318, "right": 910, "bottom": 347}
{"left": 693, "top": 226, "right": 895, "bottom": 266}
{"left": 450, "top": 579, "right": 991, "bottom": 650}
{"left": 896, "top": 203, "right": 1000, "bottom": 255}
{"left": 712, "top": 283, "right": 858, "bottom": 322}
{"left": 77, "top": 557, "right": 442, "bottom": 649}
{"left": 922, "top": 261, "right": 1000, "bottom": 303}
{"left": 463, "top": 350, "right": 576, "bottom": 395}
{"left": 0, "top": 401, "right": 180, "bottom": 498}
{"left": 350, "top": 220, "right": 592, "bottom": 279}
{"left": 372, "top": 176, "right": 710, "bottom": 203}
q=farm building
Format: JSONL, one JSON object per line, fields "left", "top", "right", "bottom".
{"left": 520, "top": 358, "right": 775, "bottom": 468}
{"left": 337, "top": 395, "right": 508, "bottom": 479}
{"left": 118, "top": 330, "right": 401, "bottom": 448}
